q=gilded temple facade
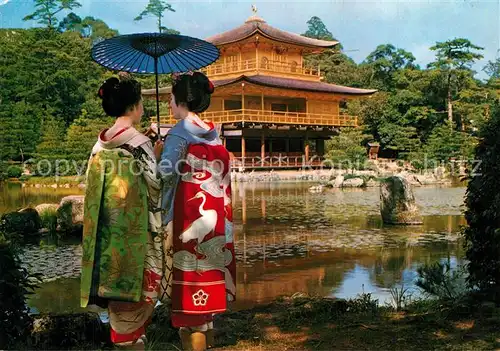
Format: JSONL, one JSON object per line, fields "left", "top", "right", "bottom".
{"left": 147, "top": 14, "right": 376, "bottom": 169}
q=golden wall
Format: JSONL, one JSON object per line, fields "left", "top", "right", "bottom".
{"left": 308, "top": 100, "right": 339, "bottom": 115}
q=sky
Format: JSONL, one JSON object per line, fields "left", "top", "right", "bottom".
{"left": 1, "top": 0, "right": 499, "bottom": 80}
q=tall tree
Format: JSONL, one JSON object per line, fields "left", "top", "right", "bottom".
{"left": 483, "top": 54, "right": 500, "bottom": 89}
{"left": 364, "top": 44, "right": 417, "bottom": 90}
{"left": 58, "top": 13, "right": 118, "bottom": 39}
{"left": 23, "top": 0, "right": 82, "bottom": 29}
{"left": 57, "top": 11, "right": 82, "bottom": 32}
{"left": 303, "top": 16, "right": 335, "bottom": 41}
{"left": 428, "top": 38, "right": 484, "bottom": 128}
{"left": 82, "top": 16, "right": 118, "bottom": 39}
{"left": 483, "top": 56, "right": 500, "bottom": 80}
{"left": 134, "top": 0, "right": 175, "bottom": 33}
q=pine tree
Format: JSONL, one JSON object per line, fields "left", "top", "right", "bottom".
{"left": 23, "top": 0, "right": 82, "bottom": 29}
{"left": 134, "top": 0, "right": 175, "bottom": 33}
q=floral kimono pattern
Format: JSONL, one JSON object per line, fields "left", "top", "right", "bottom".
{"left": 81, "top": 127, "right": 167, "bottom": 344}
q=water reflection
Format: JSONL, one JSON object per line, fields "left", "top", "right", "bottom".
{"left": 0, "top": 182, "right": 84, "bottom": 213}
{"left": 18, "top": 181, "right": 466, "bottom": 313}
{"left": 231, "top": 183, "right": 465, "bottom": 309}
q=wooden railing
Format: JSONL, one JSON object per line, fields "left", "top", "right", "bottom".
{"left": 200, "top": 59, "right": 319, "bottom": 78}
{"left": 230, "top": 155, "right": 325, "bottom": 169}
{"left": 154, "top": 109, "right": 357, "bottom": 127}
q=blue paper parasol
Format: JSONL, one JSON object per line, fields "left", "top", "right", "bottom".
{"left": 91, "top": 33, "right": 220, "bottom": 135}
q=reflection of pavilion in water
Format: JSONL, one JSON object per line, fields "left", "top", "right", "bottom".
{"left": 229, "top": 183, "right": 465, "bottom": 310}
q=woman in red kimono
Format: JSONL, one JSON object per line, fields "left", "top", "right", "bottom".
{"left": 158, "top": 72, "right": 236, "bottom": 351}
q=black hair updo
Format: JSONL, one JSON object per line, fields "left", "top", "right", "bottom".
{"left": 97, "top": 75, "right": 142, "bottom": 117}
{"left": 172, "top": 72, "right": 214, "bottom": 114}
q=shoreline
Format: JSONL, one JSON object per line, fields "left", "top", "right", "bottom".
{"left": 3, "top": 167, "right": 462, "bottom": 189}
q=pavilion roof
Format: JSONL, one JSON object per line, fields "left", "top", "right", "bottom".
{"left": 142, "top": 75, "right": 377, "bottom": 96}
{"left": 205, "top": 16, "right": 338, "bottom": 49}
{"left": 213, "top": 75, "right": 377, "bottom": 96}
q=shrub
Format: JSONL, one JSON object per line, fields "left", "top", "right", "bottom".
{"left": 325, "top": 128, "right": 371, "bottom": 170}
{"left": 7, "top": 165, "right": 22, "bottom": 178}
{"left": 39, "top": 209, "right": 58, "bottom": 237}
{"left": 19, "top": 174, "right": 31, "bottom": 182}
{"left": 387, "top": 285, "right": 412, "bottom": 311}
{"left": 415, "top": 262, "right": 468, "bottom": 301}
{"left": 347, "top": 292, "right": 379, "bottom": 314}
{"left": 0, "top": 236, "right": 39, "bottom": 348}
{"left": 464, "top": 104, "right": 500, "bottom": 301}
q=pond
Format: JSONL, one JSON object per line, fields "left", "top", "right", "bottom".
{"left": 0, "top": 181, "right": 466, "bottom": 314}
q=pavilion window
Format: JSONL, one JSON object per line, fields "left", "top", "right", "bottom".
{"left": 340, "top": 100, "right": 348, "bottom": 114}
{"left": 271, "top": 103, "right": 287, "bottom": 112}
{"left": 225, "top": 100, "right": 242, "bottom": 110}
{"left": 261, "top": 56, "right": 269, "bottom": 69}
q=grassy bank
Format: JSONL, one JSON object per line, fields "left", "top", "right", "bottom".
{"left": 147, "top": 294, "right": 500, "bottom": 351}
{"left": 17, "top": 176, "right": 84, "bottom": 185}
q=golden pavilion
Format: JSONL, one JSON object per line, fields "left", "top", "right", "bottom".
{"left": 145, "top": 12, "right": 376, "bottom": 169}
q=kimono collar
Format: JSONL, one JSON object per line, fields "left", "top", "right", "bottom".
{"left": 169, "top": 114, "right": 219, "bottom": 143}
{"left": 98, "top": 127, "right": 149, "bottom": 149}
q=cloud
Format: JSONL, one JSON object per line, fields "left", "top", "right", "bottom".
{"left": 0, "top": 0, "right": 11, "bottom": 6}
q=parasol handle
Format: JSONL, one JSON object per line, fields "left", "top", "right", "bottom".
{"left": 154, "top": 57, "right": 161, "bottom": 139}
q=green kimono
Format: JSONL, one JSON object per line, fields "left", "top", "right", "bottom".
{"left": 80, "top": 128, "right": 162, "bottom": 308}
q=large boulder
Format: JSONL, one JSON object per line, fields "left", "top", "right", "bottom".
{"left": 0, "top": 208, "right": 41, "bottom": 237}
{"left": 327, "top": 175, "right": 344, "bottom": 188}
{"left": 31, "top": 312, "right": 109, "bottom": 349}
{"left": 380, "top": 176, "right": 423, "bottom": 225}
{"left": 57, "top": 195, "right": 85, "bottom": 233}
{"left": 342, "top": 177, "right": 364, "bottom": 188}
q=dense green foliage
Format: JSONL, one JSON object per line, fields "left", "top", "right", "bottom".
{"left": 0, "top": 1, "right": 174, "bottom": 165}
{"left": 0, "top": 237, "right": 39, "bottom": 349}
{"left": 303, "top": 18, "right": 497, "bottom": 162}
{"left": 325, "top": 128, "right": 371, "bottom": 169}
{"left": 464, "top": 104, "right": 500, "bottom": 301}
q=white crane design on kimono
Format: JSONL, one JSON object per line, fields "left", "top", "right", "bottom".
{"left": 179, "top": 191, "right": 217, "bottom": 246}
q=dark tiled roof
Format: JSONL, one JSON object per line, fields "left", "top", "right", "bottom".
{"left": 206, "top": 17, "right": 338, "bottom": 48}
{"left": 213, "top": 75, "right": 377, "bottom": 96}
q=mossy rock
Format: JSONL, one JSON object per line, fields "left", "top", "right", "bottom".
{"left": 0, "top": 208, "right": 41, "bottom": 237}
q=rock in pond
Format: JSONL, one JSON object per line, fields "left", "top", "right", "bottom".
{"left": 342, "top": 177, "right": 364, "bottom": 188}
{"left": 327, "top": 175, "right": 344, "bottom": 188}
{"left": 57, "top": 195, "right": 85, "bottom": 234}
{"left": 380, "top": 176, "right": 423, "bottom": 225}
{"left": 0, "top": 208, "right": 41, "bottom": 236}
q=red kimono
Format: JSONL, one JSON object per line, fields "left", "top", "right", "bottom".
{"left": 160, "top": 115, "right": 236, "bottom": 328}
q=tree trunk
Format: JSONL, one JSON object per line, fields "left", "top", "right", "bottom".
{"left": 447, "top": 72, "right": 453, "bottom": 128}
{"left": 158, "top": 17, "right": 161, "bottom": 33}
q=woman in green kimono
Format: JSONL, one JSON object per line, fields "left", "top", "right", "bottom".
{"left": 80, "top": 75, "right": 166, "bottom": 349}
